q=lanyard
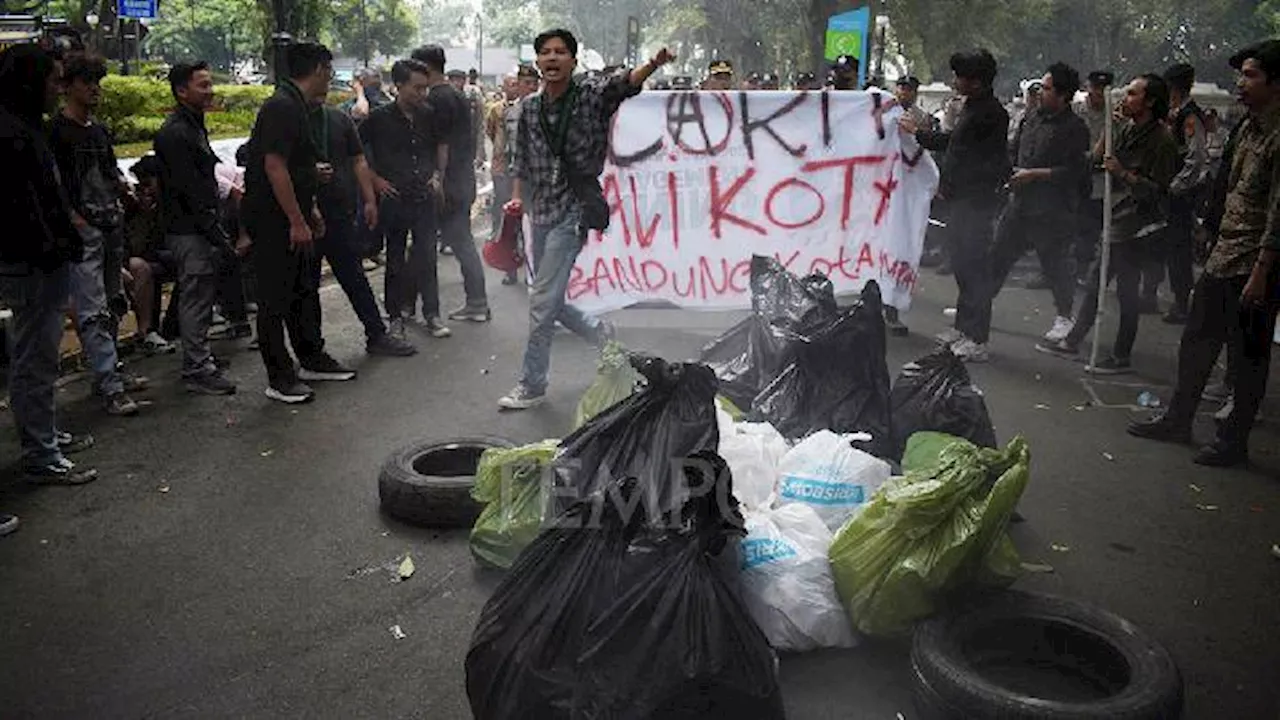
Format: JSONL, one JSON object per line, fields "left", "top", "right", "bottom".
{"left": 538, "top": 82, "right": 578, "bottom": 161}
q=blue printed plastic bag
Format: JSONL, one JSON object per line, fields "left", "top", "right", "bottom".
{"left": 777, "top": 430, "right": 891, "bottom": 532}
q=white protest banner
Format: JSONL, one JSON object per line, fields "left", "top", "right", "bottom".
{"left": 556, "top": 89, "right": 938, "bottom": 313}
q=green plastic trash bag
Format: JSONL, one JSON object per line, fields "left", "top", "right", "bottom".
{"left": 470, "top": 440, "right": 559, "bottom": 569}
{"left": 828, "top": 436, "right": 1030, "bottom": 636}
{"left": 572, "top": 341, "right": 643, "bottom": 431}
{"left": 901, "top": 431, "right": 970, "bottom": 473}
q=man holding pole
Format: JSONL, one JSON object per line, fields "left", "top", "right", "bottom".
{"left": 1037, "top": 74, "right": 1178, "bottom": 374}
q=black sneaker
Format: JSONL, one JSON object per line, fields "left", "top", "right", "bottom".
{"left": 104, "top": 392, "right": 140, "bottom": 417}
{"left": 447, "top": 305, "right": 493, "bottom": 323}
{"left": 1194, "top": 441, "right": 1248, "bottom": 468}
{"left": 185, "top": 372, "right": 237, "bottom": 396}
{"left": 1127, "top": 414, "right": 1192, "bottom": 444}
{"left": 367, "top": 333, "right": 417, "bottom": 357}
{"left": 26, "top": 458, "right": 98, "bottom": 486}
{"left": 1034, "top": 338, "right": 1079, "bottom": 358}
{"left": 299, "top": 354, "right": 357, "bottom": 382}
{"left": 1085, "top": 356, "right": 1132, "bottom": 375}
{"left": 265, "top": 381, "right": 316, "bottom": 404}
{"left": 0, "top": 513, "right": 18, "bottom": 537}
{"left": 55, "top": 431, "right": 94, "bottom": 454}
{"left": 424, "top": 316, "right": 452, "bottom": 338}
{"left": 502, "top": 273, "right": 520, "bottom": 286}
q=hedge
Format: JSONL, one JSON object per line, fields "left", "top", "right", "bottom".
{"left": 99, "top": 76, "right": 354, "bottom": 146}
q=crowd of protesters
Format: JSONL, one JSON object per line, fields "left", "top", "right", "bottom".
{"left": 906, "top": 41, "right": 1280, "bottom": 469}
{"left": 0, "top": 31, "right": 1276, "bottom": 539}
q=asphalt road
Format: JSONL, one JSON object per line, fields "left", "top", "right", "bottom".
{"left": 0, "top": 254, "right": 1277, "bottom": 719}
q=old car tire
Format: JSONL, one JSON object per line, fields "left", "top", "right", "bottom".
{"left": 911, "top": 590, "right": 1182, "bottom": 720}
{"left": 379, "top": 436, "right": 516, "bottom": 528}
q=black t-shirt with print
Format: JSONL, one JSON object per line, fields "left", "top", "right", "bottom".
{"left": 47, "top": 113, "right": 123, "bottom": 229}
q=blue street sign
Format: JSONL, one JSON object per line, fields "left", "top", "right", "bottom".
{"left": 118, "top": 0, "right": 156, "bottom": 20}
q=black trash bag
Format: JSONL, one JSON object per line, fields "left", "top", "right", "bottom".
{"left": 465, "top": 452, "right": 786, "bottom": 720}
{"left": 749, "top": 281, "right": 893, "bottom": 458}
{"left": 889, "top": 348, "right": 997, "bottom": 461}
{"left": 551, "top": 356, "right": 721, "bottom": 519}
{"left": 700, "top": 255, "right": 840, "bottom": 410}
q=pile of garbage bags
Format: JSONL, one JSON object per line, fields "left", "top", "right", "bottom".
{"left": 464, "top": 262, "right": 1029, "bottom": 715}
{"left": 701, "top": 255, "right": 893, "bottom": 458}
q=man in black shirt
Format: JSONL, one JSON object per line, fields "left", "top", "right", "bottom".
{"left": 412, "top": 45, "right": 490, "bottom": 328}
{"left": 153, "top": 61, "right": 236, "bottom": 395}
{"left": 360, "top": 59, "right": 446, "bottom": 338}
{"left": 242, "top": 41, "right": 354, "bottom": 404}
{"left": 48, "top": 53, "right": 141, "bottom": 416}
{"left": 903, "top": 49, "right": 1010, "bottom": 361}
{"left": 985, "top": 61, "right": 1091, "bottom": 360}
{"left": 315, "top": 97, "right": 417, "bottom": 357}
{"left": 0, "top": 44, "right": 99, "bottom": 493}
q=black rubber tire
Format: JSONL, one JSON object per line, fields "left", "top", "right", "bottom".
{"left": 378, "top": 436, "right": 516, "bottom": 528}
{"left": 911, "top": 590, "right": 1183, "bottom": 720}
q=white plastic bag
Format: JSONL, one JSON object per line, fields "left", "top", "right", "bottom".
{"left": 741, "top": 504, "right": 858, "bottom": 652}
{"left": 719, "top": 420, "right": 789, "bottom": 513}
{"left": 776, "top": 430, "right": 891, "bottom": 531}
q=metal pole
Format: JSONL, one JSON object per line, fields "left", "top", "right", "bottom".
{"left": 359, "top": 0, "right": 369, "bottom": 66}
{"left": 118, "top": 15, "right": 129, "bottom": 75}
{"left": 476, "top": 13, "right": 483, "bottom": 77}
{"left": 1089, "top": 84, "right": 1115, "bottom": 371}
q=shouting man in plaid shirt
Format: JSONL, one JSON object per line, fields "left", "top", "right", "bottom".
{"left": 498, "top": 29, "right": 675, "bottom": 410}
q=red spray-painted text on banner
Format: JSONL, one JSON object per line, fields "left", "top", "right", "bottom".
{"left": 532, "top": 89, "right": 938, "bottom": 312}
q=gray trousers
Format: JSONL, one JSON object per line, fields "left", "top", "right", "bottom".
{"left": 165, "top": 233, "right": 220, "bottom": 378}
{"left": 0, "top": 263, "right": 70, "bottom": 464}
{"left": 438, "top": 195, "right": 489, "bottom": 311}
{"left": 70, "top": 225, "right": 124, "bottom": 396}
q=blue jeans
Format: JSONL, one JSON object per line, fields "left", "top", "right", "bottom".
{"left": 0, "top": 263, "right": 70, "bottom": 465}
{"left": 69, "top": 225, "right": 124, "bottom": 397}
{"left": 518, "top": 207, "right": 602, "bottom": 394}
{"left": 318, "top": 213, "right": 387, "bottom": 341}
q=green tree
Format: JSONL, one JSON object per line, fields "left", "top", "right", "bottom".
{"left": 482, "top": 0, "right": 541, "bottom": 47}
{"left": 418, "top": 0, "right": 476, "bottom": 46}
{"left": 145, "top": 0, "right": 264, "bottom": 71}
{"left": 332, "top": 0, "right": 418, "bottom": 63}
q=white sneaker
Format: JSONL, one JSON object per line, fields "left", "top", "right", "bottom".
{"left": 935, "top": 328, "right": 964, "bottom": 346}
{"left": 951, "top": 337, "right": 989, "bottom": 363}
{"left": 498, "top": 385, "right": 546, "bottom": 410}
{"left": 1044, "top": 316, "right": 1075, "bottom": 343}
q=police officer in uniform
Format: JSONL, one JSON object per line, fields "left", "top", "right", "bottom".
{"left": 704, "top": 59, "right": 733, "bottom": 91}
